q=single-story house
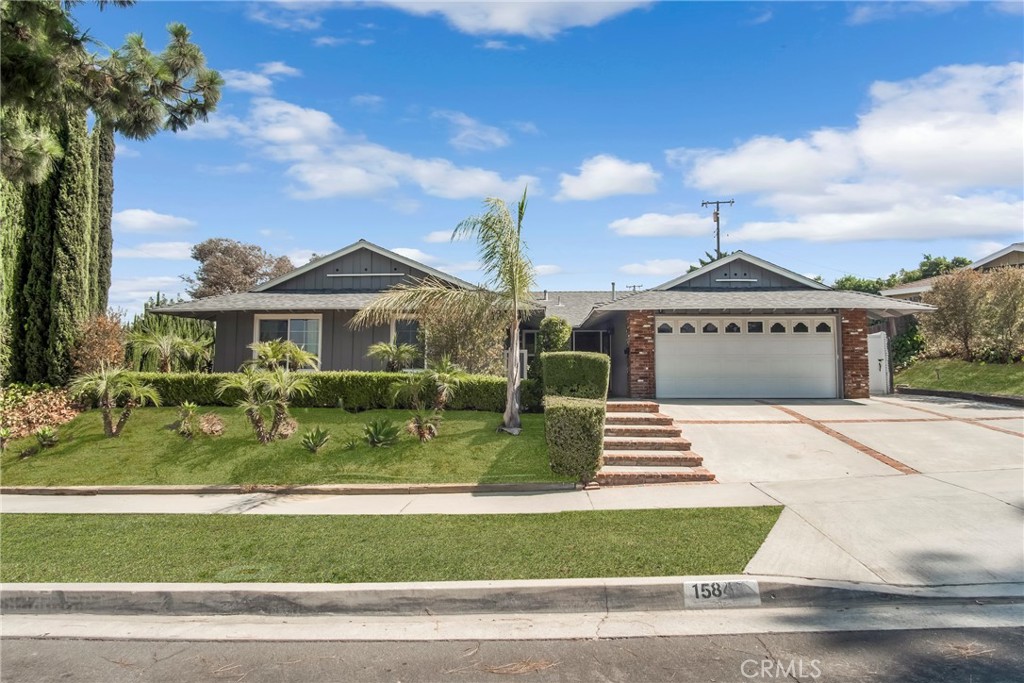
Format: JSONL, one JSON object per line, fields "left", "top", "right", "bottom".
{"left": 155, "top": 240, "right": 932, "bottom": 400}
{"left": 880, "top": 242, "right": 1023, "bottom": 302}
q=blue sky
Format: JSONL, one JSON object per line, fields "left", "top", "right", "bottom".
{"left": 72, "top": 1, "right": 1024, "bottom": 313}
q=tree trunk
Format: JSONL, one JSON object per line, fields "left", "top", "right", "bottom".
{"left": 101, "top": 393, "right": 114, "bottom": 437}
{"left": 159, "top": 355, "right": 171, "bottom": 373}
{"left": 112, "top": 399, "right": 135, "bottom": 437}
{"left": 503, "top": 315, "right": 522, "bottom": 430}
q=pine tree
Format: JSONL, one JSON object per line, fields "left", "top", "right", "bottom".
{"left": 95, "top": 124, "right": 114, "bottom": 313}
{"left": 46, "top": 110, "right": 93, "bottom": 385}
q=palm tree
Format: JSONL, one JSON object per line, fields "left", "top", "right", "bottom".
{"left": 367, "top": 342, "right": 420, "bottom": 372}
{"left": 128, "top": 331, "right": 205, "bottom": 373}
{"left": 217, "top": 367, "right": 312, "bottom": 443}
{"left": 246, "top": 339, "right": 319, "bottom": 371}
{"left": 69, "top": 365, "right": 161, "bottom": 437}
{"left": 354, "top": 188, "right": 535, "bottom": 433}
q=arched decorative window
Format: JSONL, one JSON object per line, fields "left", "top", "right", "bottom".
{"left": 702, "top": 322, "right": 718, "bottom": 334}
{"left": 747, "top": 321, "right": 764, "bottom": 334}
{"left": 815, "top": 322, "right": 832, "bottom": 333}
{"left": 794, "top": 322, "right": 809, "bottom": 333}
{"left": 680, "top": 323, "right": 696, "bottom": 334}
{"left": 725, "top": 322, "right": 741, "bottom": 333}
{"left": 657, "top": 323, "right": 672, "bottom": 334}
{"left": 770, "top": 322, "right": 786, "bottom": 333}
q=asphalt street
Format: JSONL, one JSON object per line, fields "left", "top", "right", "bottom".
{"left": 2, "top": 628, "right": 1022, "bottom": 683}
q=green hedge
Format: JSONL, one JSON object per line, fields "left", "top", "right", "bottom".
{"left": 540, "top": 351, "right": 610, "bottom": 399}
{"left": 122, "top": 371, "right": 542, "bottom": 413}
{"left": 545, "top": 396, "right": 605, "bottom": 483}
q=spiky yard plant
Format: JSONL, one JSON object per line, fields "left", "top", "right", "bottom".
{"left": 216, "top": 367, "right": 312, "bottom": 444}
{"left": 301, "top": 426, "right": 331, "bottom": 453}
{"left": 69, "top": 365, "right": 161, "bottom": 437}
{"left": 364, "top": 417, "right": 401, "bottom": 447}
{"left": 246, "top": 339, "right": 319, "bottom": 371}
{"left": 367, "top": 341, "right": 420, "bottom": 372}
{"left": 353, "top": 188, "right": 536, "bottom": 434}
{"left": 406, "top": 410, "right": 441, "bottom": 443}
{"left": 177, "top": 401, "right": 198, "bottom": 438}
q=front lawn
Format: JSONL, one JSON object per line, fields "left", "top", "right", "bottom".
{"left": 0, "top": 508, "right": 782, "bottom": 583}
{"left": 896, "top": 359, "right": 1024, "bottom": 397}
{"left": 0, "top": 408, "right": 564, "bottom": 486}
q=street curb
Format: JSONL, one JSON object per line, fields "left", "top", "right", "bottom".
{"left": 3, "top": 577, "right": 1021, "bottom": 617}
{"left": 895, "top": 386, "right": 1024, "bottom": 407}
{"left": 0, "top": 482, "right": 579, "bottom": 496}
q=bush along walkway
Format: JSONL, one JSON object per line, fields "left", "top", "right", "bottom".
{"left": 598, "top": 400, "right": 716, "bottom": 485}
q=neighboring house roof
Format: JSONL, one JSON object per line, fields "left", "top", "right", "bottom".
{"left": 252, "top": 238, "right": 475, "bottom": 292}
{"left": 653, "top": 251, "right": 829, "bottom": 291}
{"left": 581, "top": 289, "right": 934, "bottom": 326}
{"left": 531, "top": 291, "right": 619, "bottom": 327}
{"left": 153, "top": 292, "right": 384, "bottom": 319}
{"left": 970, "top": 241, "right": 1023, "bottom": 270}
{"left": 879, "top": 274, "right": 943, "bottom": 298}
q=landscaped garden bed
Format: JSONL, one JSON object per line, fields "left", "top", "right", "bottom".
{"left": 0, "top": 408, "right": 562, "bottom": 486}
{"left": 0, "top": 507, "right": 782, "bottom": 583}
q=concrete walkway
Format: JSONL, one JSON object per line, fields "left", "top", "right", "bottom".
{"left": 3, "top": 396, "right": 1021, "bottom": 587}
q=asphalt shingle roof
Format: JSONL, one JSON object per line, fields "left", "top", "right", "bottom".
{"left": 531, "top": 291, "right": 618, "bottom": 327}
{"left": 152, "top": 292, "right": 384, "bottom": 318}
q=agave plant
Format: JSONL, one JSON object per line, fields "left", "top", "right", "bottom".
{"left": 301, "top": 426, "right": 331, "bottom": 453}
{"left": 217, "top": 367, "right": 312, "bottom": 444}
{"left": 69, "top": 366, "right": 162, "bottom": 437}
{"left": 177, "top": 401, "right": 198, "bottom": 438}
{"left": 367, "top": 342, "right": 420, "bottom": 372}
{"left": 34, "top": 425, "right": 59, "bottom": 448}
{"left": 364, "top": 417, "right": 401, "bottom": 447}
{"left": 246, "top": 339, "right": 319, "bottom": 371}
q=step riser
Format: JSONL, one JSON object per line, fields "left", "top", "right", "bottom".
{"left": 604, "top": 426, "right": 682, "bottom": 438}
{"left": 605, "top": 414, "right": 674, "bottom": 426}
{"left": 603, "top": 438, "right": 691, "bottom": 452}
{"left": 606, "top": 402, "right": 659, "bottom": 413}
{"left": 603, "top": 454, "right": 703, "bottom": 467}
{"left": 596, "top": 472, "right": 716, "bottom": 485}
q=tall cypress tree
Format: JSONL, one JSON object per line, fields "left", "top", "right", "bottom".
{"left": 0, "top": 174, "right": 27, "bottom": 382}
{"left": 46, "top": 109, "right": 93, "bottom": 385}
{"left": 87, "top": 124, "right": 100, "bottom": 312}
{"left": 22, "top": 172, "right": 56, "bottom": 383}
{"left": 95, "top": 124, "right": 114, "bottom": 313}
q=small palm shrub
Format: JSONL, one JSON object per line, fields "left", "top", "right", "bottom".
{"left": 301, "top": 426, "right": 331, "bottom": 453}
{"left": 406, "top": 410, "right": 440, "bottom": 443}
{"left": 128, "top": 331, "right": 207, "bottom": 373}
{"left": 198, "top": 412, "right": 225, "bottom": 436}
{"left": 34, "top": 426, "right": 59, "bottom": 448}
{"left": 177, "top": 401, "right": 198, "bottom": 438}
{"left": 69, "top": 366, "right": 162, "bottom": 438}
{"left": 246, "top": 339, "right": 319, "bottom": 371}
{"left": 367, "top": 342, "right": 420, "bottom": 371}
{"left": 217, "top": 367, "right": 312, "bottom": 444}
{"left": 364, "top": 417, "right": 400, "bottom": 447}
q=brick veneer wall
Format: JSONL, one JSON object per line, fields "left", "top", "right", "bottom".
{"left": 626, "top": 310, "right": 656, "bottom": 399}
{"left": 840, "top": 309, "right": 869, "bottom": 399}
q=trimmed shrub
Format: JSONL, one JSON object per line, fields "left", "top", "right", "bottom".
{"left": 119, "top": 371, "right": 542, "bottom": 413}
{"left": 541, "top": 352, "right": 610, "bottom": 399}
{"left": 545, "top": 396, "right": 605, "bottom": 484}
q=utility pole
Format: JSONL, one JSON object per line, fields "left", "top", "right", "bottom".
{"left": 701, "top": 199, "right": 734, "bottom": 259}
{"left": 625, "top": 284, "right": 644, "bottom": 293}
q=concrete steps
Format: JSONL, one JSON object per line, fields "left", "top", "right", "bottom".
{"left": 596, "top": 400, "right": 716, "bottom": 486}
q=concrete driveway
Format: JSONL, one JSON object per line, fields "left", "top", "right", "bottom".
{"left": 660, "top": 395, "right": 1024, "bottom": 586}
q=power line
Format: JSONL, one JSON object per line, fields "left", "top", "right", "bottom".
{"left": 701, "top": 199, "right": 734, "bottom": 259}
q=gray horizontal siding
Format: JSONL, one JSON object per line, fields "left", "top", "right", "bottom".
{"left": 269, "top": 249, "right": 432, "bottom": 292}
{"left": 671, "top": 258, "right": 803, "bottom": 290}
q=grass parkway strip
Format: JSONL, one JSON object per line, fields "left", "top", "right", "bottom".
{"left": 0, "top": 508, "right": 781, "bottom": 583}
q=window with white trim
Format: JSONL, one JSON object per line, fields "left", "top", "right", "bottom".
{"left": 256, "top": 316, "right": 321, "bottom": 357}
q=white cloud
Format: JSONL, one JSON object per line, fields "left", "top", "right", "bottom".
{"left": 970, "top": 240, "right": 1009, "bottom": 259}
{"left": 556, "top": 154, "right": 660, "bottom": 200}
{"left": 113, "top": 242, "right": 193, "bottom": 260}
{"left": 286, "top": 248, "right": 317, "bottom": 265}
{"left": 115, "top": 143, "right": 140, "bottom": 158}
{"left": 108, "top": 276, "right": 185, "bottom": 316}
{"left": 260, "top": 61, "right": 302, "bottom": 77}
{"left": 433, "top": 110, "right": 511, "bottom": 151}
{"left": 391, "top": 247, "right": 479, "bottom": 273}
{"left": 379, "top": 1, "right": 650, "bottom": 38}
{"left": 675, "top": 62, "right": 1024, "bottom": 243}
{"left": 247, "top": 5, "right": 322, "bottom": 31}
{"left": 749, "top": 8, "right": 773, "bottom": 25}
{"left": 112, "top": 209, "right": 196, "bottom": 234}
{"left": 609, "top": 212, "right": 711, "bottom": 237}
{"left": 424, "top": 230, "right": 461, "bottom": 243}
{"left": 511, "top": 121, "right": 540, "bottom": 135}
{"left": 478, "top": 40, "right": 524, "bottom": 50}
{"left": 535, "top": 264, "right": 563, "bottom": 276}
{"left": 350, "top": 94, "right": 385, "bottom": 109}
{"left": 847, "top": 1, "right": 961, "bottom": 25}
{"left": 178, "top": 113, "right": 249, "bottom": 140}
{"left": 197, "top": 162, "right": 254, "bottom": 175}
{"left": 619, "top": 259, "right": 693, "bottom": 277}
{"left": 223, "top": 69, "right": 274, "bottom": 95}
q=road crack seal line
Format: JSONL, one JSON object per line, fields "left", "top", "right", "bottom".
{"left": 757, "top": 402, "right": 918, "bottom": 475}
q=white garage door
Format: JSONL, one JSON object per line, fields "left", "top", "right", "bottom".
{"left": 654, "top": 316, "right": 838, "bottom": 399}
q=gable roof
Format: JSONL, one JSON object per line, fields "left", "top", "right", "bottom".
{"left": 970, "top": 242, "right": 1023, "bottom": 270}
{"left": 531, "top": 291, "right": 617, "bottom": 327}
{"left": 252, "top": 238, "right": 475, "bottom": 292}
{"left": 653, "top": 251, "right": 830, "bottom": 291}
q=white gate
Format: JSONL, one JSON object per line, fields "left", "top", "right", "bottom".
{"left": 867, "top": 331, "right": 891, "bottom": 395}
